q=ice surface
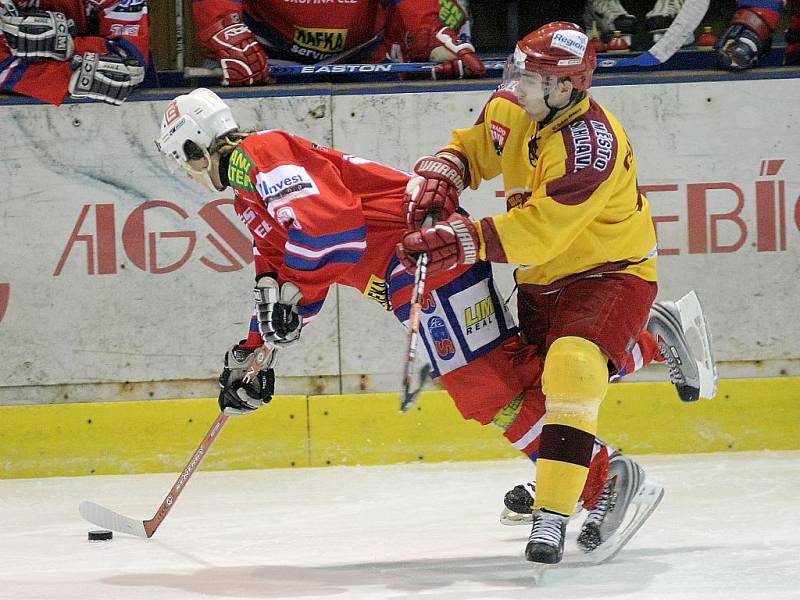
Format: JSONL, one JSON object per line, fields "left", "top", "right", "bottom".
{"left": 1, "top": 452, "right": 799, "bottom": 599}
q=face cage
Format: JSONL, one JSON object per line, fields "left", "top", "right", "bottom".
{"left": 157, "top": 139, "right": 217, "bottom": 192}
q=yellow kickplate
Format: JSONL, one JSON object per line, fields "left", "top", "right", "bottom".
{"left": 1, "top": 377, "right": 798, "bottom": 479}
{"left": 307, "top": 391, "right": 517, "bottom": 467}
{"left": 0, "top": 396, "right": 309, "bottom": 479}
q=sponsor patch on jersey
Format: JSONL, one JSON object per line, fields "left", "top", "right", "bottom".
{"left": 427, "top": 316, "right": 456, "bottom": 360}
{"left": 568, "top": 119, "right": 614, "bottom": 173}
{"left": 463, "top": 295, "right": 496, "bottom": 336}
{"left": 364, "top": 274, "right": 391, "bottom": 311}
{"left": 419, "top": 292, "right": 437, "bottom": 314}
{"left": 292, "top": 27, "right": 347, "bottom": 54}
{"left": 256, "top": 164, "right": 319, "bottom": 203}
{"left": 551, "top": 30, "right": 588, "bottom": 59}
{"left": 506, "top": 189, "right": 531, "bottom": 210}
{"left": 449, "top": 281, "right": 503, "bottom": 352}
{"left": 490, "top": 121, "right": 510, "bottom": 156}
{"left": 438, "top": 0, "right": 466, "bottom": 30}
{"left": 228, "top": 148, "right": 256, "bottom": 191}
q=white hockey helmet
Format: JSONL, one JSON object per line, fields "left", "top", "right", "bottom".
{"left": 155, "top": 88, "right": 239, "bottom": 191}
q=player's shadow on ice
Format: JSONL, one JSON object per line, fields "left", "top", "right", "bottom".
{"left": 101, "top": 549, "right": 701, "bottom": 598}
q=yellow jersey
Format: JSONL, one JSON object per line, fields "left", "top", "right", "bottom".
{"left": 445, "top": 90, "right": 658, "bottom": 292}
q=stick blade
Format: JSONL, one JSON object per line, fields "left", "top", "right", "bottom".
{"left": 399, "top": 364, "right": 431, "bottom": 413}
{"left": 79, "top": 501, "right": 148, "bottom": 538}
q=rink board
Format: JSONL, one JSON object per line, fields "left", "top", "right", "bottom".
{"left": 1, "top": 376, "right": 798, "bottom": 479}
{"left": 1, "top": 77, "right": 800, "bottom": 405}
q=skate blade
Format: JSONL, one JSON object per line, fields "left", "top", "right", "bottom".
{"left": 500, "top": 507, "right": 532, "bottom": 526}
{"left": 529, "top": 562, "right": 548, "bottom": 584}
{"left": 584, "top": 479, "right": 665, "bottom": 564}
{"left": 675, "top": 290, "right": 718, "bottom": 399}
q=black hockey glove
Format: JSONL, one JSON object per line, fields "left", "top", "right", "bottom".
{"left": 0, "top": 10, "right": 75, "bottom": 61}
{"left": 68, "top": 51, "right": 145, "bottom": 105}
{"left": 254, "top": 275, "right": 303, "bottom": 347}
{"left": 218, "top": 343, "right": 276, "bottom": 416}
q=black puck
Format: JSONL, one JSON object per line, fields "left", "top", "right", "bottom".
{"left": 88, "top": 530, "right": 113, "bottom": 541}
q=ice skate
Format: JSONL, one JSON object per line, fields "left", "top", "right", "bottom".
{"left": 645, "top": 0, "right": 694, "bottom": 45}
{"left": 584, "top": 0, "right": 637, "bottom": 42}
{"left": 500, "top": 482, "right": 536, "bottom": 525}
{"left": 525, "top": 509, "right": 568, "bottom": 564}
{"left": 576, "top": 452, "right": 664, "bottom": 563}
{"left": 648, "top": 290, "right": 718, "bottom": 402}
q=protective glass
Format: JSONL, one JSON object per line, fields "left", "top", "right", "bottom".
{"left": 502, "top": 51, "right": 558, "bottom": 99}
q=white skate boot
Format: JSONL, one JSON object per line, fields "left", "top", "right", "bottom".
{"left": 584, "top": 0, "right": 637, "bottom": 42}
{"left": 576, "top": 452, "right": 664, "bottom": 563}
{"left": 648, "top": 290, "right": 718, "bottom": 402}
{"left": 646, "top": 0, "right": 694, "bottom": 45}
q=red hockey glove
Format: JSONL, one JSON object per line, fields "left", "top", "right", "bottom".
{"left": 397, "top": 213, "right": 479, "bottom": 274}
{"left": 404, "top": 153, "right": 466, "bottom": 229}
{"left": 199, "top": 14, "right": 269, "bottom": 86}
{"left": 429, "top": 27, "right": 485, "bottom": 80}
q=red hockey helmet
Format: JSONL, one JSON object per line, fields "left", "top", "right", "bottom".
{"left": 504, "top": 22, "right": 597, "bottom": 92}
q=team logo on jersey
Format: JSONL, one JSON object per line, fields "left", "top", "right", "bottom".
{"left": 256, "top": 164, "right": 319, "bottom": 203}
{"left": 464, "top": 296, "right": 495, "bottom": 335}
{"left": 292, "top": 27, "right": 347, "bottom": 54}
{"left": 528, "top": 135, "right": 540, "bottom": 166}
{"left": 364, "top": 274, "right": 391, "bottom": 311}
{"left": 228, "top": 148, "right": 256, "bottom": 191}
{"left": 490, "top": 121, "right": 510, "bottom": 156}
{"left": 427, "top": 316, "right": 456, "bottom": 360}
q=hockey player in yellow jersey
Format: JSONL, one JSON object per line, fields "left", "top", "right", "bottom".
{"left": 398, "top": 21, "right": 663, "bottom": 565}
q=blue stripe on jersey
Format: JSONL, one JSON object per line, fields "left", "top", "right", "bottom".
{"left": 107, "top": 38, "right": 146, "bottom": 65}
{"left": 243, "top": 14, "right": 295, "bottom": 54}
{"left": 4, "top": 60, "right": 30, "bottom": 92}
{"left": 285, "top": 248, "right": 364, "bottom": 271}
{"left": 288, "top": 225, "right": 367, "bottom": 249}
{"left": 738, "top": 0, "right": 786, "bottom": 11}
{"left": 297, "top": 299, "right": 324, "bottom": 318}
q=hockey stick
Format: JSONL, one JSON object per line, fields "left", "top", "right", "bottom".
{"left": 175, "top": 0, "right": 184, "bottom": 72}
{"left": 597, "top": 0, "right": 709, "bottom": 67}
{"left": 79, "top": 342, "right": 276, "bottom": 538}
{"left": 185, "top": 61, "right": 501, "bottom": 79}
{"left": 399, "top": 213, "right": 435, "bottom": 413}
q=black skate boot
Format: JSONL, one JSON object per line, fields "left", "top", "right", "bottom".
{"left": 525, "top": 509, "right": 568, "bottom": 564}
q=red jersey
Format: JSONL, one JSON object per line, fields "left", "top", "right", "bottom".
{"left": 229, "top": 130, "right": 410, "bottom": 322}
{"left": 0, "top": 0, "right": 149, "bottom": 104}
{"left": 192, "top": 0, "right": 444, "bottom": 65}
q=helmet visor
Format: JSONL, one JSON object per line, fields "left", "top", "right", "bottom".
{"left": 502, "top": 53, "right": 558, "bottom": 100}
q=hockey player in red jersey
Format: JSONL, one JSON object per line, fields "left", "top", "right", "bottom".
{"left": 155, "top": 88, "right": 714, "bottom": 564}
{"left": 191, "top": 0, "right": 484, "bottom": 86}
{"left": 716, "top": 0, "right": 800, "bottom": 68}
{"left": 0, "top": 0, "right": 148, "bottom": 104}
